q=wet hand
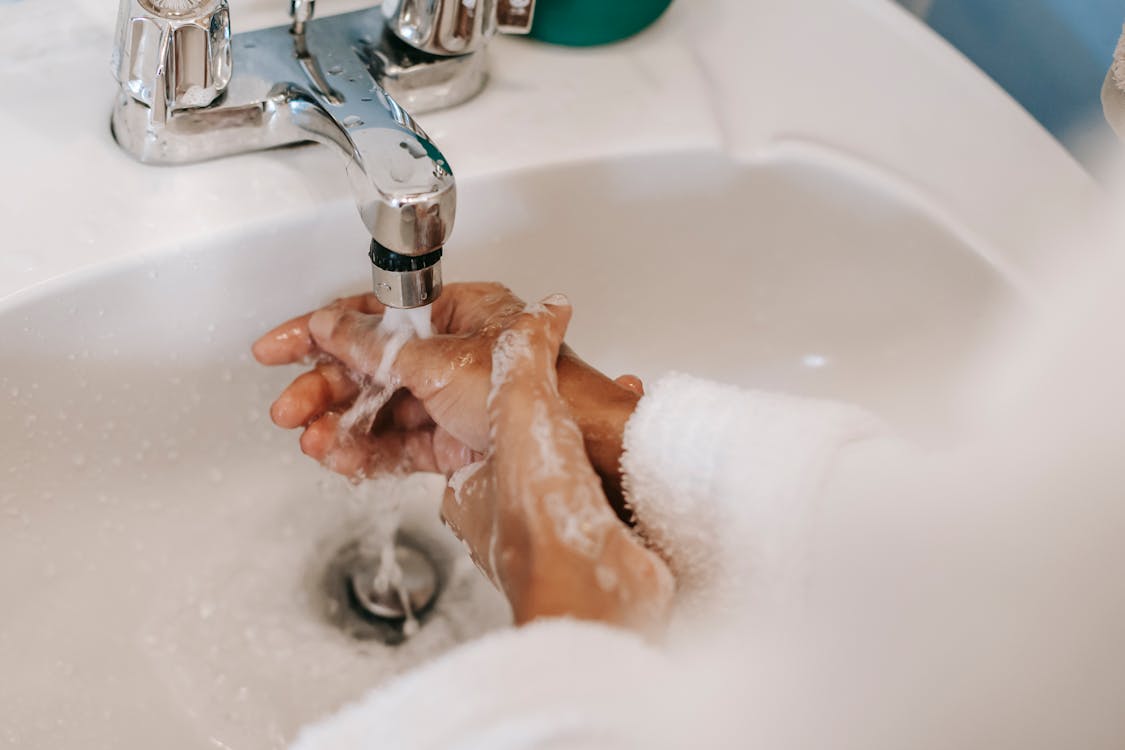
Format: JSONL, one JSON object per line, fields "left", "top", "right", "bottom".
{"left": 252, "top": 283, "right": 641, "bottom": 490}
{"left": 442, "top": 297, "right": 674, "bottom": 633}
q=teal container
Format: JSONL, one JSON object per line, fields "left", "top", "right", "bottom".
{"left": 529, "top": 0, "right": 675, "bottom": 47}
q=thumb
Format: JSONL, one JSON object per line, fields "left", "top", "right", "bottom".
{"left": 532, "top": 293, "right": 572, "bottom": 355}
{"left": 491, "top": 294, "right": 572, "bottom": 385}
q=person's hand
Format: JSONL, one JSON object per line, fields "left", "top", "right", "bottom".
{"left": 252, "top": 284, "right": 642, "bottom": 504}
{"left": 442, "top": 296, "right": 674, "bottom": 633}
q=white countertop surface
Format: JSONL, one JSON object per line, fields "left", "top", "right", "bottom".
{"left": 0, "top": 0, "right": 1101, "bottom": 304}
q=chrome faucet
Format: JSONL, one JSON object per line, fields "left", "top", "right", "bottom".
{"left": 110, "top": 0, "right": 535, "bottom": 308}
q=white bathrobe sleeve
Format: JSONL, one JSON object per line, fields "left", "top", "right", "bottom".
{"left": 620, "top": 373, "right": 886, "bottom": 610}
{"left": 290, "top": 619, "right": 671, "bottom": 750}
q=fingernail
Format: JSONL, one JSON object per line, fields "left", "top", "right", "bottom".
{"left": 541, "top": 293, "right": 570, "bottom": 307}
{"left": 308, "top": 309, "right": 334, "bottom": 343}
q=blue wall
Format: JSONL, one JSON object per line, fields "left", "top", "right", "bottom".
{"left": 909, "top": 0, "right": 1125, "bottom": 163}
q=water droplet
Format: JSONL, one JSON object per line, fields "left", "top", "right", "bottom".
{"left": 342, "top": 115, "right": 364, "bottom": 128}
{"left": 327, "top": 64, "right": 343, "bottom": 75}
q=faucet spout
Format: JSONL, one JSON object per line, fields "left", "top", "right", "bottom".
{"left": 280, "top": 81, "right": 455, "bottom": 257}
{"left": 110, "top": 1, "right": 533, "bottom": 306}
{"left": 280, "top": 81, "right": 453, "bottom": 306}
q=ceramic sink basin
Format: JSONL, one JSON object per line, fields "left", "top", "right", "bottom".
{"left": 2, "top": 147, "right": 1023, "bottom": 747}
{"left": 2, "top": 0, "right": 1102, "bottom": 744}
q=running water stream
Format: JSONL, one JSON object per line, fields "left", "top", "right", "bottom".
{"left": 335, "top": 303, "right": 434, "bottom": 636}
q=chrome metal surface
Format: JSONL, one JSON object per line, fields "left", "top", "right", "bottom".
{"left": 111, "top": 6, "right": 528, "bottom": 269}
{"left": 111, "top": 0, "right": 529, "bottom": 297}
{"left": 289, "top": 0, "right": 315, "bottom": 35}
{"left": 112, "top": 7, "right": 464, "bottom": 256}
{"left": 348, "top": 545, "right": 439, "bottom": 621}
{"left": 112, "top": 0, "right": 231, "bottom": 124}
{"left": 383, "top": 0, "right": 536, "bottom": 56}
{"left": 372, "top": 258, "right": 443, "bottom": 308}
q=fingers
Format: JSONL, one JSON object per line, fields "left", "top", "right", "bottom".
{"left": 308, "top": 305, "right": 414, "bottom": 379}
{"left": 488, "top": 295, "right": 572, "bottom": 408}
{"left": 489, "top": 294, "right": 573, "bottom": 408}
{"left": 252, "top": 294, "right": 384, "bottom": 366}
{"left": 252, "top": 283, "right": 524, "bottom": 367}
{"left": 614, "top": 374, "right": 645, "bottom": 396}
{"left": 270, "top": 361, "right": 359, "bottom": 429}
{"left": 386, "top": 390, "right": 434, "bottom": 432}
{"left": 431, "top": 282, "right": 526, "bottom": 335}
{"left": 441, "top": 459, "right": 498, "bottom": 581}
{"left": 299, "top": 412, "right": 440, "bottom": 478}
{"left": 299, "top": 413, "right": 371, "bottom": 477}
{"left": 432, "top": 426, "right": 480, "bottom": 475}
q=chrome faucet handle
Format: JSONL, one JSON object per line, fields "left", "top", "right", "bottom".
{"left": 383, "top": 0, "right": 536, "bottom": 57}
{"left": 290, "top": 0, "right": 315, "bottom": 34}
{"left": 111, "top": 0, "right": 232, "bottom": 125}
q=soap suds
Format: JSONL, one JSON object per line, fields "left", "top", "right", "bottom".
{"left": 595, "top": 564, "right": 619, "bottom": 592}
{"left": 448, "top": 460, "right": 487, "bottom": 507}
{"left": 489, "top": 327, "right": 533, "bottom": 403}
{"left": 540, "top": 485, "right": 613, "bottom": 558}
{"left": 529, "top": 399, "right": 569, "bottom": 480}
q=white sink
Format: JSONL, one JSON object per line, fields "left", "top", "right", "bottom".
{"left": 1, "top": 0, "right": 1103, "bottom": 745}
{"left": 2, "top": 147, "right": 1022, "bottom": 746}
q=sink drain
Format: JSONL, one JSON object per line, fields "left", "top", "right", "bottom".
{"left": 348, "top": 544, "right": 438, "bottom": 622}
{"left": 320, "top": 537, "right": 441, "bottom": 644}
